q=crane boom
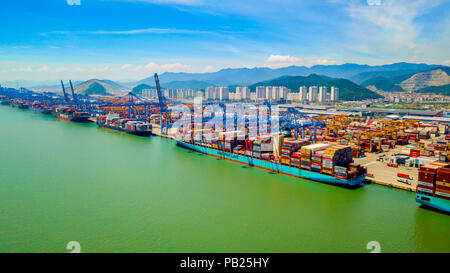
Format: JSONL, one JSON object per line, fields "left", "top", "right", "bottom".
{"left": 60, "top": 80, "right": 69, "bottom": 103}
{"left": 154, "top": 73, "right": 169, "bottom": 134}
{"left": 69, "top": 80, "right": 77, "bottom": 102}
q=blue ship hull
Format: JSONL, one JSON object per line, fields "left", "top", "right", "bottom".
{"left": 415, "top": 193, "right": 450, "bottom": 213}
{"left": 177, "top": 141, "right": 366, "bottom": 187}
{"left": 30, "top": 107, "right": 52, "bottom": 114}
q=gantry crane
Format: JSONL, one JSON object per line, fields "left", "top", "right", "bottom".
{"left": 154, "top": 73, "right": 170, "bottom": 134}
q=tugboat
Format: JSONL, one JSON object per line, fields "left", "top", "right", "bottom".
{"left": 55, "top": 106, "right": 90, "bottom": 122}
{"left": 97, "top": 113, "right": 152, "bottom": 136}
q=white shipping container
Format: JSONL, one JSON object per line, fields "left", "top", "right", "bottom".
{"left": 302, "top": 143, "right": 331, "bottom": 152}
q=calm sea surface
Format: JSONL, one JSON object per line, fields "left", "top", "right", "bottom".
{"left": 0, "top": 105, "right": 449, "bottom": 252}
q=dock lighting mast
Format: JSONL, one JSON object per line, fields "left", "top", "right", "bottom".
{"left": 154, "top": 73, "right": 169, "bottom": 134}
{"left": 60, "top": 80, "right": 69, "bottom": 103}
{"left": 69, "top": 80, "right": 77, "bottom": 102}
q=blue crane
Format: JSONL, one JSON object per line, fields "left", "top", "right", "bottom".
{"left": 69, "top": 80, "right": 77, "bottom": 103}
{"left": 279, "top": 107, "right": 326, "bottom": 142}
{"left": 60, "top": 80, "right": 69, "bottom": 103}
{"left": 154, "top": 73, "right": 170, "bottom": 134}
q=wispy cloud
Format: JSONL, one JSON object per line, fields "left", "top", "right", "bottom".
{"left": 266, "top": 54, "right": 337, "bottom": 68}
{"left": 66, "top": 0, "right": 81, "bottom": 6}
{"left": 333, "top": 0, "right": 449, "bottom": 63}
{"left": 45, "top": 27, "right": 236, "bottom": 37}
{"left": 122, "top": 0, "right": 204, "bottom": 6}
{"left": 11, "top": 46, "right": 32, "bottom": 49}
{"left": 87, "top": 28, "right": 214, "bottom": 35}
{"left": 346, "top": 0, "right": 444, "bottom": 49}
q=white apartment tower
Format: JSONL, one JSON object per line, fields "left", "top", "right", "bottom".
{"left": 279, "top": 86, "right": 289, "bottom": 99}
{"left": 308, "top": 86, "right": 318, "bottom": 102}
{"left": 236, "top": 86, "right": 250, "bottom": 100}
{"left": 206, "top": 86, "right": 216, "bottom": 100}
{"left": 299, "top": 86, "right": 308, "bottom": 101}
{"left": 318, "top": 86, "right": 327, "bottom": 103}
{"left": 217, "top": 87, "right": 229, "bottom": 100}
{"left": 331, "top": 86, "right": 339, "bottom": 102}
{"left": 265, "top": 86, "right": 273, "bottom": 100}
{"left": 256, "top": 86, "right": 266, "bottom": 100}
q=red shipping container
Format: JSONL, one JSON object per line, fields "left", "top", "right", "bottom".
{"left": 410, "top": 149, "right": 420, "bottom": 157}
{"left": 436, "top": 168, "right": 450, "bottom": 182}
{"left": 397, "top": 173, "right": 410, "bottom": 178}
{"left": 418, "top": 171, "right": 436, "bottom": 182}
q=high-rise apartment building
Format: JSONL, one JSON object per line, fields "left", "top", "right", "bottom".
{"left": 256, "top": 86, "right": 266, "bottom": 100}
{"left": 205, "top": 87, "right": 216, "bottom": 100}
{"left": 236, "top": 86, "right": 250, "bottom": 100}
{"left": 318, "top": 86, "right": 327, "bottom": 103}
{"left": 265, "top": 86, "right": 273, "bottom": 100}
{"left": 299, "top": 86, "right": 308, "bottom": 101}
{"left": 217, "top": 87, "right": 229, "bottom": 101}
{"left": 279, "top": 86, "right": 289, "bottom": 99}
{"left": 308, "top": 86, "right": 318, "bottom": 102}
{"left": 331, "top": 86, "right": 339, "bottom": 102}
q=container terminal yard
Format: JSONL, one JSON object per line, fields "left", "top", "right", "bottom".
{"left": 1, "top": 74, "right": 450, "bottom": 214}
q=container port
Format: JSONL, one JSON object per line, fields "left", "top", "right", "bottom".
{"left": 1, "top": 77, "right": 450, "bottom": 214}
{"left": 3, "top": 0, "right": 450, "bottom": 258}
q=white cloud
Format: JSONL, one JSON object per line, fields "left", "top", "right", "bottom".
{"left": 366, "top": 0, "right": 381, "bottom": 5}
{"left": 12, "top": 67, "right": 32, "bottom": 72}
{"left": 266, "top": 55, "right": 301, "bottom": 64}
{"left": 127, "top": 0, "right": 204, "bottom": 6}
{"left": 87, "top": 28, "right": 213, "bottom": 35}
{"left": 265, "top": 55, "right": 336, "bottom": 68}
{"left": 442, "top": 60, "right": 450, "bottom": 66}
{"left": 121, "top": 64, "right": 133, "bottom": 70}
{"left": 38, "top": 66, "right": 50, "bottom": 72}
{"left": 118, "top": 62, "right": 193, "bottom": 74}
{"left": 144, "top": 62, "right": 192, "bottom": 72}
{"left": 55, "top": 67, "right": 68, "bottom": 72}
{"left": 201, "top": 65, "right": 216, "bottom": 73}
{"left": 346, "top": 0, "right": 444, "bottom": 51}
{"left": 67, "top": 0, "right": 81, "bottom": 6}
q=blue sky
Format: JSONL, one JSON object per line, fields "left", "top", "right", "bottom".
{"left": 0, "top": 0, "right": 449, "bottom": 81}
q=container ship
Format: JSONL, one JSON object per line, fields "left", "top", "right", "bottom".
{"left": 0, "top": 95, "right": 10, "bottom": 105}
{"left": 176, "top": 132, "right": 367, "bottom": 187}
{"left": 11, "top": 99, "right": 29, "bottom": 109}
{"left": 416, "top": 162, "right": 450, "bottom": 213}
{"left": 97, "top": 113, "right": 152, "bottom": 137}
{"left": 55, "top": 106, "right": 90, "bottom": 122}
{"left": 29, "top": 102, "right": 52, "bottom": 114}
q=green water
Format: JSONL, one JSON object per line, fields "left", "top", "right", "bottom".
{"left": 0, "top": 106, "right": 449, "bottom": 253}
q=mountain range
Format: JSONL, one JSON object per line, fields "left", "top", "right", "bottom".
{"left": 248, "top": 74, "right": 382, "bottom": 101}
{"left": 6, "top": 62, "right": 450, "bottom": 99}
{"left": 136, "top": 62, "right": 444, "bottom": 87}
{"left": 361, "top": 67, "right": 450, "bottom": 94}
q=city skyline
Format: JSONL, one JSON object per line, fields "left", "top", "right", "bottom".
{"left": 1, "top": 0, "right": 449, "bottom": 81}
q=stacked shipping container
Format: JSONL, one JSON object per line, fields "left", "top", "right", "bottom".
{"left": 417, "top": 163, "right": 450, "bottom": 200}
